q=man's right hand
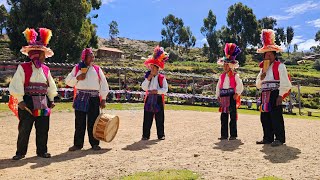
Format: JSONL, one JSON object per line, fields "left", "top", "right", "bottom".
{"left": 76, "top": 73, "right": 86, "bottom": 81}
{"left": 260, "top": 72, "right": 266, "bottom": 80}
{"left": 147, "top": 73, "right": 154, "bottom": 81}
{"left": 18, "top": 101, "right": 27, "bottom": 110}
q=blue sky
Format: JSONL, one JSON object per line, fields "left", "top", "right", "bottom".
{"left": 1, "top": 0, "right": 320, "bottom": 51}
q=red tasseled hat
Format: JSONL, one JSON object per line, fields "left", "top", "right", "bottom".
{"left": 144, "top": 46, "right": 169, "bottom": 70}
{"left": 257, "top": 29, "right": 283, "bottom": 53}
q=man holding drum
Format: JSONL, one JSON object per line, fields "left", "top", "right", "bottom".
{"left": 141, "top": 46, "right": 169, "bottom": 140}
{"left": 256, "top": 29, "right": 292, "bottom": 147}
{"left": 65, "top": 48, "right": 109, "bottom": 151}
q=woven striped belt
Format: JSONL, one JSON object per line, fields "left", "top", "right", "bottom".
{"left": 220, "top": 88, "right": 235, "bottom": 97}
{"left": 262, "top": 81, "right": 280, "bottom": 91}
{"left": 77, "top": 89, "right": 99, "bottom": 97}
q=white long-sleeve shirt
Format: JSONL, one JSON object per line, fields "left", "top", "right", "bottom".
{"left": 215, "top": 73, "right": 244, "bottom": 98}
{"left": 141, "top": 74, "right": 168, "bottom": 94}
{"left": 65, "top": 65, "right": 109, "bottom": 100}
{"left": 9, "top": 63, "right": 58, "bottom": 103}
{"left": 256, "top": 62, "right": 292, "bottom": 96}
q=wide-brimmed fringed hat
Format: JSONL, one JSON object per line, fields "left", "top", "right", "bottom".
{"left": 217, "top": 43, "right": 241, "bottom": 69}
{"left": 20, "top": 28, "right": 54, "bottom": 58}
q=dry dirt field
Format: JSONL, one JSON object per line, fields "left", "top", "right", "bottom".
{"left": 0, "top": 110, "right": 319, "bottom": 180}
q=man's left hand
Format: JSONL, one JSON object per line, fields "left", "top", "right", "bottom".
{"left": 100, "top": 100, "right": 106, "bottom": 109}
{"left": 49, "top": 101, "right": 55, "bottom": 109}
{"left": 150, "top": 90, "right": 158, "bottom": 94}
{"left": 276, "top": 96, "right": 283, "bottom": 106}
{"left": 233, "top": 93, "right": 238, "bottom": 100}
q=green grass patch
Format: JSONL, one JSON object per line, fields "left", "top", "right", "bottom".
{"left": 291, "top": 86, "right": 320, "bottom": 94}
{"left": 257, "top": 176, "right": 283, "bottom": 180}
{"left": 119, "top": 169, "right": 199, "bottom": 180}
{"left": 0, "top": 103, "right": 9, "bottom": 113}
{"left": 1, "top": 102, "right": 319, "bottom": 120}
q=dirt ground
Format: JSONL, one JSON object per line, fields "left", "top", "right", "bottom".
{"left": 0, "top": 110, "right": 319, "bottom": 180}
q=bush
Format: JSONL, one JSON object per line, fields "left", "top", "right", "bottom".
{"left": 313, "top": 59, "right": 320, "bottom": 71}
{"left": 165, "top": 48, "right": 180, "bottom": 62}
{"left": 301, "top": 97, "right": 320, "bottom": 109}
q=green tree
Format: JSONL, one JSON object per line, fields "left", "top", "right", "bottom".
{"left": 314, "top": 59, "right": 320, "bottom": 71}
{"left": 0, "top": 4, "right": 8, "bottom": 35}
{"left": 310, "top": 46, "right": 320, "bottom": 52}
{"left": 226, "top": 3, "right": 259, "bottom": 65}
{"left": 258, "top": 17, "right": 277, "bottom": 29}
{"left": 89, "top": 23, "right": 98, "bottom": 49}
{"left": 311, "top": 30, "right": 320, "bottom": 53}
{"left": 202, "top": 43, "right": 209, "bottom": 57}
{"left": 178, "top": 26, "right": 196, "bottom": 54}
{"left": 315, "top": 30, "right": 320, "bottom": 42}
{"left": 218, "top": 25, "right": 235, "bottom": 44}
{"left": 109, "top": 20, "right": 119, "bottom": 40}
{"left": 6, "top": 0, "right": 101, "bottom": 63}
{"left": 256, "top": 17, "right": 277, "bottom": 46}
{"left": 160, "top": 14, "right": 184, "bottom": 49}
{"left": 200, "top": 10, "right": 220, "bottom": 62}
{"left": 293, "top": 44, "right": 298, "bottom": 52}
{"left": 286, "top": 26, "right": 294, "bottom": 57}
{"left": 275, "top": 27, "right": 286, "bottom": 46}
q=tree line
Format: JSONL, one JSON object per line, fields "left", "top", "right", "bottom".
{"left": 0, "top": 2, "right": 319, "bottom": 64}
{"left": 160, "top": 3, "right": 299, "bottom": 64}
{"left": 0, "top": 0, "right": 102, "bottom": 63}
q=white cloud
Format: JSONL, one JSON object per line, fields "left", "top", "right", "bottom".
{"left": 201, "top": 38, "right": 207, "bottom": 44}
{"left": 291, "top": 36, "right": 305, "bottom": 45}
{"left": 102, "top": 0, "right": 115, "bottom": 5}
{"left": 269, "top": 15, "right": 293, "bottom": 21}
{"left": 307, "top": 18, "right": 320, "bottom": 27}
{"left": 152, "top": 0, "right": 161, "bottom": 2}
{"left": 271, "top": 1, "right": 320, "bottom": 21}
{"left": 292, "top": 25, "right": 301, "bottom": 29}
{"left": 195, "top": 38, "right": 207, "bottom": 47}
{"left": 0, "top": 0, "right": 10, "bottom": 9}
{"left": 280, "top": 43, "right": 287, "bottom": 52}
{"left": 281, "top": 36, "right": 319, "bottom": 52}
{"left": 285, "top": 1, "right": 320, "bottom": 15}
{"left": 297, "top": 39, "right": 319, "bottom": 51}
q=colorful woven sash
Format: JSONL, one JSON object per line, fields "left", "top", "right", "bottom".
{"left": 73, "top": 90, "right": 99, "bottom": 112}
{"left": 219, "top": 88, "right": 234, "bottom": 113}
{"left": 260, "top": 81, "right": 279, "bottom": 112}
{"left": 144, "top": 94, "right": 161, "bottom": 113}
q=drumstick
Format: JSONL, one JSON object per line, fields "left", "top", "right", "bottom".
{"left": 24, "top": 107, "right": 33, "bottom": 115}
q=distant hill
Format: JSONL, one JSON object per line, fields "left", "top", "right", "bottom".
{"left": 98, "top": 37, "right": 159, "bottom": 58}
{"left": 0, "top": 36, "right": 160, "bottom": 61}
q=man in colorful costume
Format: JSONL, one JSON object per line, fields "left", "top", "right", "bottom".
{"left": 65, "top": 48, "right": 109, "bottom": 151}
{"left": 9, "top": 28, "right": 57, "bottom": 160}
{"left": 256, "top": 29, "right": 292, "bottom": 147}
{"left": 216, "top": 43, "right": 244, "bottom": 140}
{"left": 141, "top": 46, "right": 169, "bottom": 140}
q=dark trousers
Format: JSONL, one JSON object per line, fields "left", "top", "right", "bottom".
{"left": 220, "top": 95, "right": 237, "bottom": 138}
{"left": 73, "top": 97, "right": 100, "bottom": 148}
{"left": 260, "top": 90, "right": 286, "bottom": 143}
{"left": 16, "top": 108, "right": 49, "bottom": 156}
{"left": 142, "top": 96, "right": 165, "bottom": 139}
